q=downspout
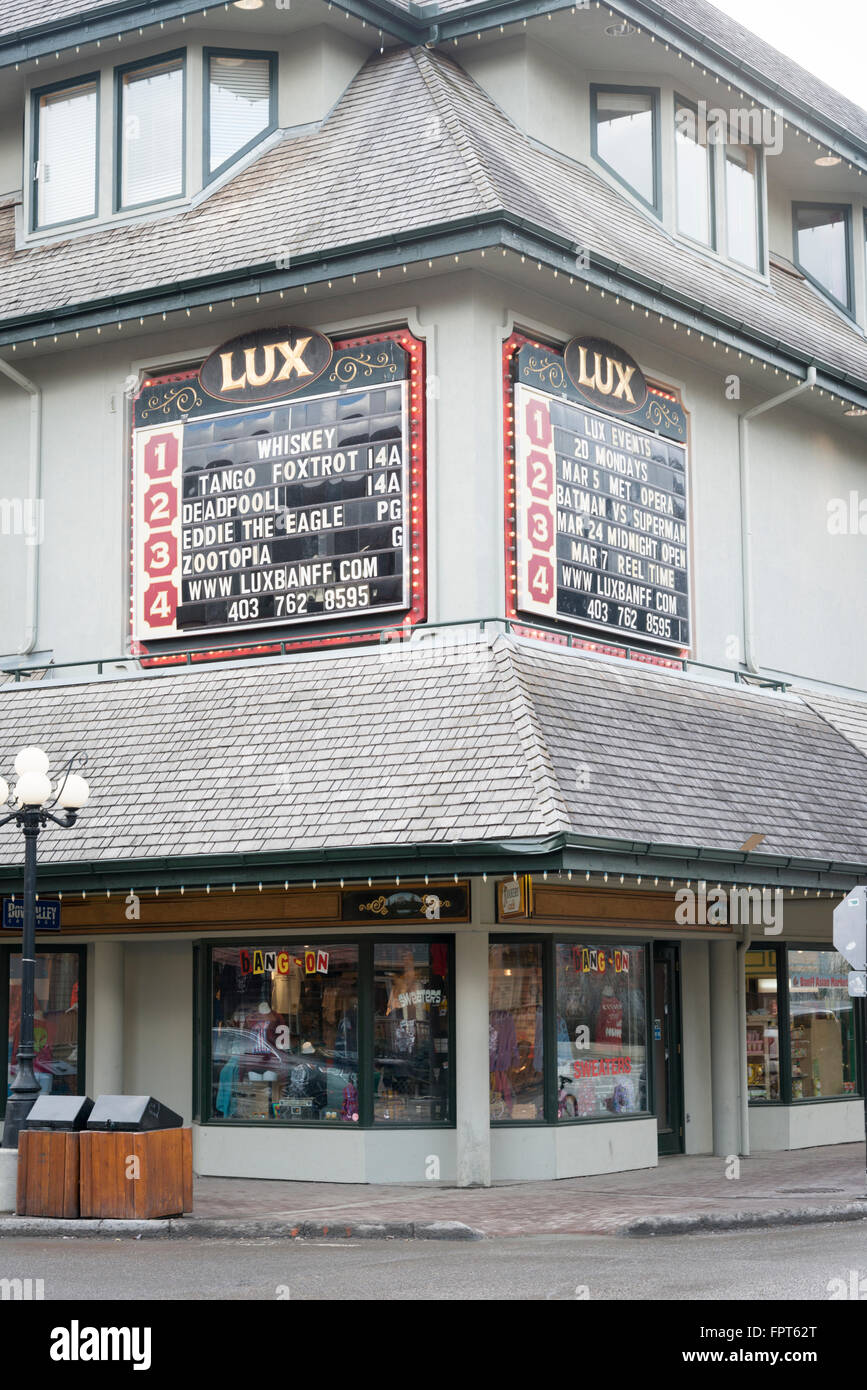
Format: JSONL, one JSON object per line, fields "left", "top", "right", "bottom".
{"left": 738, "top": 366, "right": 817, "bottom": 673}
{"left": 737, "top": 927, "right": 752, "bottom": 1156}
{"left": 0, "top": 357, "right": 42, "bottom": 654}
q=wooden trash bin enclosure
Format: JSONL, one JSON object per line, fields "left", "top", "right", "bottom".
{"left": 79, "top": 1129, "right": 193, "bottom": 1220}
{"left": 17, "top": 1129, "right": 81, "bottom": 1218}
{"left": 16, "top": 1093, "right": 193, "bottom": 1220}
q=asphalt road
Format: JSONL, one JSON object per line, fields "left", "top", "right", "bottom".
{"left": 1, "top": 1223, "right": 865, "bottom": 1301}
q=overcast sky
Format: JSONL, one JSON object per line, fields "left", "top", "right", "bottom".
{"left": 711, "top": 0, "right": 867, "bottom": 110}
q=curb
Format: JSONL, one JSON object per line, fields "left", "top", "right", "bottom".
{"left": 0, "top": 1216, "right": 483, "bottom": 1242}
{"left": 620, "top": 1201, "right": 867, "bottom": 1238}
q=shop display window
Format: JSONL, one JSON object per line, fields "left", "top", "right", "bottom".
{"left": 745, "top": 949, "right": 780, "bottom": 1102}
{"left": 373, "top": 942, "right": 450, "bottom": 1124}
{"left": 5, "top": 950, "right": 83, "bottom": 1108}
{"left": 787, "top": 949, "right": 857, "bottom": 1100}
{"left": 489, "top": 942, "right": 544, "bottom": 1122}
{"left": 555, "top": 944, "right": 648, "bottom": 1119}
{"left": 211, "top": 944, "right": 359, "bottom": 1123}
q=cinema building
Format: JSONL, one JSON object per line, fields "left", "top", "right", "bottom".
{"left": 0, "top": 0, "right": 866, "bottom": 1185}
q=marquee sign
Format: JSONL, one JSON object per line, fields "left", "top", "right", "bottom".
{"left": 563, "top": 336, "right": 648, "bottom": 415}
{"left": 198, "top": 325, "right": 334, "bottom": 404}
{"left": 505, "top": 333, "right": 691, "bottom": 651}
{"left": 131, "top": 327, "right": 426, "bottom": 648}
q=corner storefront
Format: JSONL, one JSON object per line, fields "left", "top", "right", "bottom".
{"left": 4, "top": 867, "right": 857, "bottom": 1184}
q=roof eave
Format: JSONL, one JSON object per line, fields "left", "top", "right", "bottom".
{"left": 0, "top": 0, "right": 420, "bottom": 67}
{"left": 0, "top": 830, "right": 861, "bottom": 893}
{"left": 431, "top": 0, "right": 867, "bottom": 171}
{"left": 4, "top": 214, "right": 866, "bottom": 408}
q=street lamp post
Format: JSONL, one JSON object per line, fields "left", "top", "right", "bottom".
{"left": 0, "top": 747, "right": 89, "bottom": 1149}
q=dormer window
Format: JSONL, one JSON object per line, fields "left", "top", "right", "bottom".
{"left": 205, "top": 49, "right": 276, "bottom": 183}
{"left": 117, "top": 52, "right": 185, "bottom": 210}
{"left": 724, "top": 141, "right": 761, "bottom": 270}
{"left": 793, "top": 202, "right": 853, "bottom": 314}
{"left": 675, "top": 97, "right": 714, "bottom": 247}
{"left": 32, "top": 77, "right": 98, "bottom": 230}
{"left": 591, "top": 86, "right": 660, "bottom": 215}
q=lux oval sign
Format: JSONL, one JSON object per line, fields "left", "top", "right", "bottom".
{"left": 563, "top": 336, "right": 648, "bottom": 415}
{"left": 198, "top": 325, "right": 334, "bottom": 403}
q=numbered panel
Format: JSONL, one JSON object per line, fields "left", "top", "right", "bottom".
{"left": 131, "top": 329, "right": 426, "bottom": 648}
{"left": 507, "top": 337, "right": 691, "bottom": 652}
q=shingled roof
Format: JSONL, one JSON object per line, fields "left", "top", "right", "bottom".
{"left": 650, "top": 0, "right": 867, "bottom": 148}
{"left": 0, "top": 0, "right": 121, "bottom": 38}
{"left": 4, "top": 46, "right": 867, "bottom": 389}
{"left": 1, "top": 635, "right": 867, "bottom": 879}
{"left": 4, "top": 0, "right": 865, "bottom": 156}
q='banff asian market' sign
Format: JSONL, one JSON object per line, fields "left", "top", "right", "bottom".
{"left": 509, "top": 335, "right": 691, "bottom": 650}
{"left": 132, "top": 326, "right": 425, "bottom": 645}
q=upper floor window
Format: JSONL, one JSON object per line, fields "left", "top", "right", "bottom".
{"left": 205, "top": 49, "right": 276, "bottom": 182}
{"left": 591, "top": 86, "right": 660, "bottom": 214}
{"left": 725, "top": 141, "right": 761, "bottom": 270}
{"left": 794, "top": 202, "right": 852, "bottom": 314}
{"left": 32, "top": 77, "right": 98, "bottom": 230}
{"left": 117, "top": 52, "right": 185, "bottom": 210}
{"left": 674, "top": 97, "right": 714, "bottom": 247}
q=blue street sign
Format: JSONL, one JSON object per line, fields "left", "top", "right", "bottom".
{"left": 2, "top": 897, "right": 62, "bottom": 931}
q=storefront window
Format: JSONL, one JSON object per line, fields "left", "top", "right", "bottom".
{"left": 211, "top": 945, "right": 358, "bottom": 1122}
{"left": 787, "top": 949, "right": 857, "bottom": 1100}
{"left": 555, "top": 944, "right": 648, "bottom": 1119}
{"left": 7, "top": 951, "right": 82, "bottom": 1105}
{"left": 373, "top": 942, "right": 450, "bottom": 1123}
{"left": 745, "top": 949, "right": 780, "bottom": 1102}
{"left": 489, "top": 942, "right": 544, "bottom": 1122}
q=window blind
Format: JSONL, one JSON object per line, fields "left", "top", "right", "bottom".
{"left": 208, "top": 55, "right": 271, "bottom": 174}
{"left": 36, "top": 82, "right": 97, "bottom": 227}
{"left": 121, "top": 58, "right": 184, "bottom": 208}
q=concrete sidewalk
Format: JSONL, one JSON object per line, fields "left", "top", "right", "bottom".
{"left": 2, "top": 1142, "right": 866, "bottom": 1240}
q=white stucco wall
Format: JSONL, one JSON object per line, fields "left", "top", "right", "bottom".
{"left": 122, "top": 939, "right": 193, "bottom": 1122}
{"left": 750, "top": 1100, "right": 862, "bottom": 1150}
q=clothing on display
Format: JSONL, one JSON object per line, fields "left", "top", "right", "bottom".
{"left": 594, "top": 990, "right": 623, "bottom": 1045}
{"left": 211, "top": 944, "right": 359, "bottom": 1123}
{"left": 488, "top": 943, "right": 544, "bottom": 1121}
{"left": 374, "top": 942, "right": 449, "bottom": 1123}
{"left": 555, "top": 943, "right": 647, "bottom": 1120}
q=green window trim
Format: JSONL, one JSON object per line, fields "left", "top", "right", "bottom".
{"left": 673, "top": 92, "right": 716, "bottom": 251}
{"left": 746, "top": 942, "right": 863, "bottom": 1106}
{"left": 30, "top": 73, "right": 101, "bottom": 234}
{"left": 724, "top": 138, "right": 765, "bottom": 273}
{"left": 0, "top": 942, "right": 87, "bottom": 1118}
{"left": 114, "top": 47, "right": 187, "bottom": 213}
{"left": 202, "top": 46, "right": 278, "bottom": 186}
{"left": 792, "top": 200, "right": 855, "bottom": 318}
{"left": 198, "top": 934, "right": 455, "bottom": 1129}
{"left": 590, "top": 84, "right": 662, "bottom": 218}
{"left": 489, "top": 934, "right": 653, "bottom": 1126}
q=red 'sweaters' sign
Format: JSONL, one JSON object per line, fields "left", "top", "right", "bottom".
{"left": 198, "top": 325, "right": 333, "bottom": 403}
{"left": 563, "top": 336, "right": 647, "bottom": 414}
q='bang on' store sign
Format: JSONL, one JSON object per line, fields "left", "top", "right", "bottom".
{"left": 506, "top": 333, "right": 691, "bottom": 651}
{"left": 131, "top": 325, "right": 426, "bottom": 650}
